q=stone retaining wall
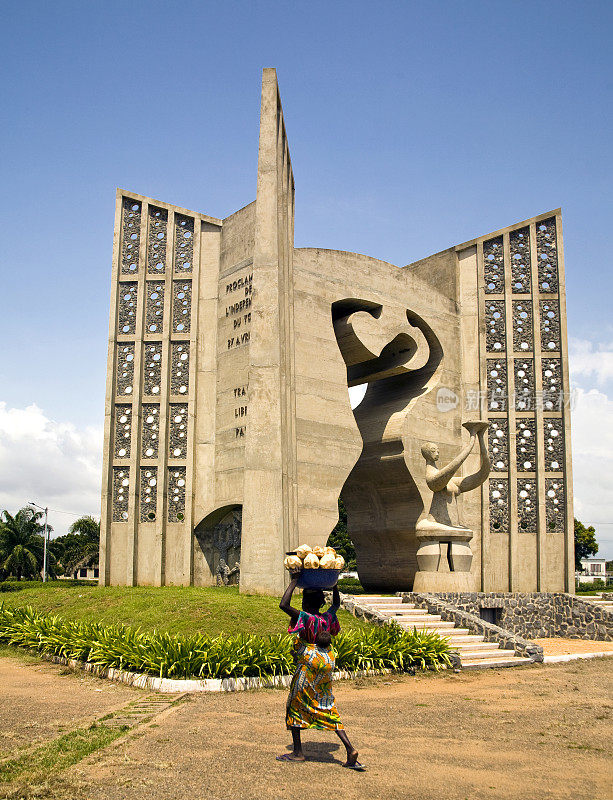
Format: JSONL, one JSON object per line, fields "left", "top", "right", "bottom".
{"left": 403, "top": 593, "right": 543, "bottom": 661}
{"left": 404, "top": 593, "right": 612, "bottom": 642}
{"left": 340, "top": 593, "right": 539, "bottom": 662}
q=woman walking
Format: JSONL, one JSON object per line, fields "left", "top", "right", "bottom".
{"left": 276, "top": 570, "right": 365, "bottom": 770}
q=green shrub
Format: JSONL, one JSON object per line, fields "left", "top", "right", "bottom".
{"left": 0, "top": 582, "right": 24, "bottom": 593}
{"left": 0, "top": 604, "right": 452, "bottom": 679}
{"left": 337, "top": 576, "right": 370, "bottom": 594}
{"left": 576, "top": 578, "right": 606, "bottom": 591}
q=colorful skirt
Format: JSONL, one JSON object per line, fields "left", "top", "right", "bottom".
{"left": 286, "top": 641, "right": 343, "bottom": 731}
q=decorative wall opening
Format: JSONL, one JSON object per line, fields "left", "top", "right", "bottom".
{"left": 536, "top": 217, "right": 559, "bottom": 292}
{"left": 116, "top": 344, "right": 135, "bottom": 396}
{"left": 143, "top": 343, "right": 163, "bottom": 396}
{"left": 483, "top": 236, "right": 504, "bottom": 293}
{"left": 112, "top": 467, "right": 130, "bottom": 521}
{"left": 121, "top": 198, "right": 140, "bottom": 274}
{"left": 145, "top": 282, "right": 164, "bottom": 333}
{"left": 170, "top": 343, "right": 189, "bottom": 395}
{"left": 147, "top": 206, "right": 167, "bottom": 274}
{"left": 167, "top": 467, "right": 186, "bottom": 522}
{"left": 510, "top": 227, "right": 531, "bottom": 293}
{"left": 141, "top": 404, "right": 160, "bottom": 458}
{"left": 194, "top": 506, "right": 242, "bottom": 586}
{"left": 488, "top": 419, "right": 508, "bottom": 471}
{"left": 172, "top": 281, "right": 192, "bottom": 333}
{"left": 139, "top": 466, "right": 158, "bottom": 522}
{"left": 113, "top": 404, "right": 132, "bottom": 459}
{"left": 118, "top": 283, "right": 138, "bottom": 335}
{"left": 169, "top": 404, "right": 188, "bottom": 459}
{"left": 174, "top": 215, "right": 194, "bottom": 272}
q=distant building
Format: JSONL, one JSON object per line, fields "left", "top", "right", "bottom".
{"left": 58, "top": 563, "right": 100, "bottom": 581}
{"left": 576, "top": 558, "right": 608, "bottom": 584}
{"left": 73, "top": 566, "right": 99, "bottom": 581}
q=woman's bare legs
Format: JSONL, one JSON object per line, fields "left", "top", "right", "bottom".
{"left": 336, "top": 729, "right": 360, "bottom": 767}
{"left": 277, "top": 728, "right": 363, "bottom": 768}
{"left": 276, "top": 728, "right": 306, "bottom": 762}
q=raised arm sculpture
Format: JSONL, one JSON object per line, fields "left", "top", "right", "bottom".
{"left": 413, "top": 421, "right": 490, "bottom": 591}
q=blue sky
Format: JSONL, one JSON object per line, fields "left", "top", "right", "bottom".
{"left": 1, "top": 0, "right": 612, "bottom": 556}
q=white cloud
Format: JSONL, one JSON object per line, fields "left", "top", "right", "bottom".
{"left": 0, "top": 402, "right": 102, "bottom": 538}
{"left": 569, "top": 338, "right": 613, "bottom": 387}
{"left": 567, "top": 339, "right": 613, "bottom": 557}
{"left": 569, "top": 387, "right": 613, "bottom": 559}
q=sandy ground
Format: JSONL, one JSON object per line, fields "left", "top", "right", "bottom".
{"left": 1, "top": 655, "right": 611, "bottom": 800}
{"left": 0, "top": 655, "right": 137, "bottom": 759}
{"left": 533, "top": 637, "right": 613, "bottom": 655}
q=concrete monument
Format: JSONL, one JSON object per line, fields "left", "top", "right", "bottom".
{"left": 100, "top": 69, "right": 574, "bottom": 595}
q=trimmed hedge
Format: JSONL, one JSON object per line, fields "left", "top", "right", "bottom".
{"left": 0, "top": 604, "right": 452, "bottom": 679}
{"left": 0, "top": 582, "right": 24, "bottom": 593}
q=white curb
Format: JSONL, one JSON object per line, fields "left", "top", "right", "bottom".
{"left": 543, "top": 651, "right": 613, "bottom": 664}
{"left": 44, "top": 654, "right": 391, "bottom": 692}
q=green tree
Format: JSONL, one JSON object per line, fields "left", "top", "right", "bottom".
{"left": 51, "top": 515, "right": 99, "bottom": 576}
{"left": 574, "top": 518, "right": 598, "bottom": 570}
{"left": 0, "top": 507, "right": 54, "bottom": 580}
{"left": 327, "top": 499, "right": 356, "bottom": 570}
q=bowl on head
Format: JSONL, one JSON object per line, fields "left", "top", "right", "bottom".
{"left": 297, "top": 569, "right": 340, "bottom": 590}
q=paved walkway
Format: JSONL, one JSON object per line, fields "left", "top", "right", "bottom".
{"left": 1, "top": 654, "right": 611, "bottom": 800}
{"left": 533, "top": 637, "right": 613, "bottom": 656}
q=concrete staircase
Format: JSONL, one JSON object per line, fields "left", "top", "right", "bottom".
{"left": 354, "top": 596, "right": 533, "bottom": 669}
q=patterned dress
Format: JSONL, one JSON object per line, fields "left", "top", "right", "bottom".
{"left": 285, "top": 610, "right": 343, "bottom": 731}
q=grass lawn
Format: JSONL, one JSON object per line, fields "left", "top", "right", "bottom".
{"left": 0, "top": 724, "right": 124, "bottom": 786}
{"left": 0, "top": 581, "right": 369, "bottom": 637}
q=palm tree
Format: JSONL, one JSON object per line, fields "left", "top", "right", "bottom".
{"left": 3, "top": 545, "right": 39, "bottom": 582}
{"left": 0, "top": 507, "right": 54, "bottom": 581}
{"left": 52, "top": 515, "right": 99, "bottom": 576}
{"left": 69, "top": 515, "right": 100, "bottom": 541}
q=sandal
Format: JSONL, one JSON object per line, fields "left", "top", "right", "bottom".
{"left": 343, "top": 761, "right": 366, "bottom": 771}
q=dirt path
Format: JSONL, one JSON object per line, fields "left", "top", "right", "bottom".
{"left": 0, "top": 654, "right": 137, "bottom": 759}
{"left": 0, "top": 656, "right": 607, "bottom": 800}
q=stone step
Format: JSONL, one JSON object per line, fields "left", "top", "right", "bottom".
{"left": 361, "top": 603, "right": 416, "bottom": 609}
{"left": 453, "top": 641, "right": 500, "bottom": 652}
{"left": 396, "top": 619, "right": 457, "bottom": 629}
{"left": 392, "top": 620, "right": 453, "bottom": 630}
{"left": 459, "top": 648, "right": 509, "bottom": 660}
{"left": 445, "top": 634, "right": 485, "bottom": 643}
{"left": 357, "top": 596, "right": 403, "bottom": 603}
{"left": 378, "top": 610, "right": 442, "bottom": 620}
{"left": 401, "top": 629, "right": 469, "bottom": 639}
{"left": 438, "top": 628, "right": 472, "bottom": 636}
{"left": 584, "top": 599, "right": 613, "bottom": 606}
{"left": 461, "top": 656, "right": 533, "bottom": 670}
